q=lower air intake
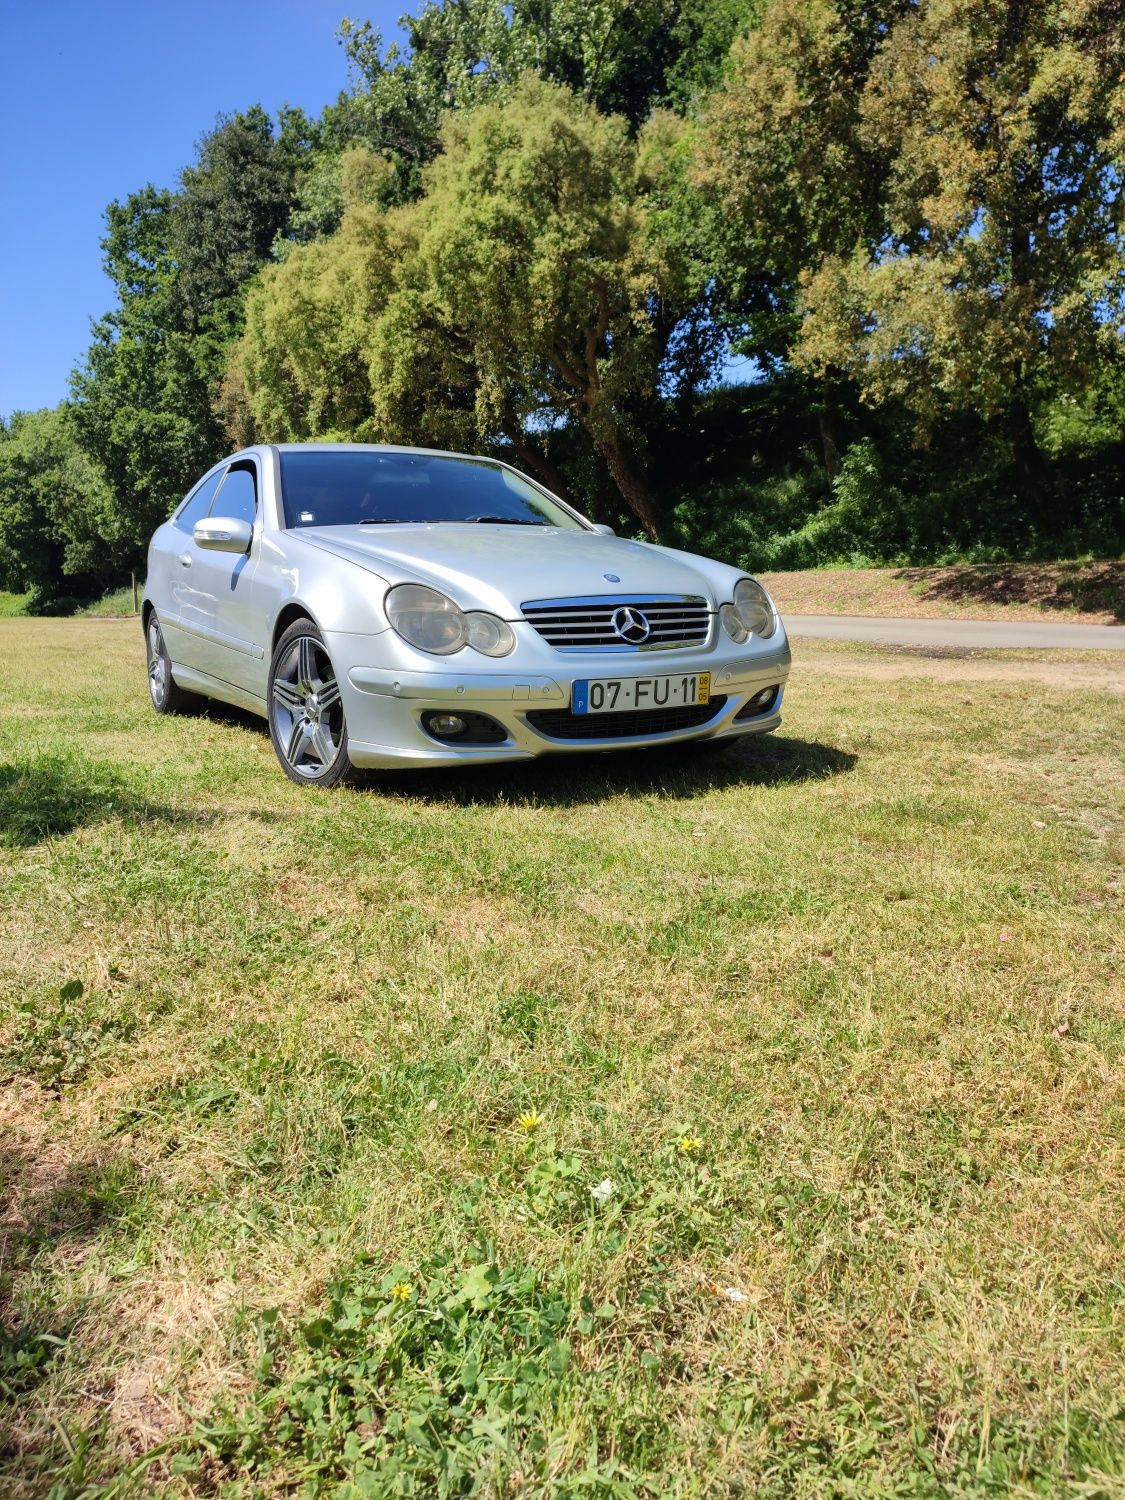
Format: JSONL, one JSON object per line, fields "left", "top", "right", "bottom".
{"left": 525, "top": 698, "right": 727, "bottom": 741}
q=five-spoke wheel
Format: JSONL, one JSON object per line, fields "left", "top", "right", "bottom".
{"left": 145, "top": 611, "right": 193, "bottom": 714}
{"left": 268, "top": 621, "right": 352, "bottom": 786}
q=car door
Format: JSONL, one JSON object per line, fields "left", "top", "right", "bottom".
{"left": 181, "top": 461, "right": 267, "bottom": 693}
{"left": 158, "top": 467, "right": 226, "bottom": 672}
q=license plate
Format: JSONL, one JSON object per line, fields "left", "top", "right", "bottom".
{"left": 572, "top": 672, "right": 711, "bottom": 715}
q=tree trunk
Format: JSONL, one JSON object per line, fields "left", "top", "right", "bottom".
{"left": 816, "top": 405, "right": 843, "bottom": 486}
{"left": 499, "top": 418, "right": 575, "bottom": 506}
{"left": 596, "top": 435, "right": 664, "bottom": 539}
{"left": 1008, "top": 394, "right": 1052, "bottom": 515}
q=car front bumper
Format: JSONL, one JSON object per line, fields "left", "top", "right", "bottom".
{"left": 325, "top": 622, "right": 792, "bottom": 769}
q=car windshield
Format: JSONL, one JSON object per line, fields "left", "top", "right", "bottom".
{"left": 278, "top": 450, "right": 585, "bottom": 530}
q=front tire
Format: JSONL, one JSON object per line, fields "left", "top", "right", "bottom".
{"left": 268, "top": 621, "right": 353, "bottom": 788}
{"left": 146, "top": 611, "right": 195, "bottom": 714}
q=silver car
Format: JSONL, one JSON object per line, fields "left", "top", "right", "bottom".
{"left": 143, "top": 444, "right": 791, "bottom": 786}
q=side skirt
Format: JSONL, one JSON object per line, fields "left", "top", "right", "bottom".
{"left": 170, "top": 661, "right": 268, "bottom": 719}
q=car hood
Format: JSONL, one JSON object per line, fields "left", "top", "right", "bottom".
{"left": 295, "top": 524, "right": 737, "bottom": 617}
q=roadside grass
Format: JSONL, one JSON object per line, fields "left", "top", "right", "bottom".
{"left": 77, "top": 587, "right": 140, "bottom": 619}
{"left": 0, "top": 588, "right": 139, "bottom": 621}
{"left": 1, "top": 619, "right": 1122, "bottom": 1497}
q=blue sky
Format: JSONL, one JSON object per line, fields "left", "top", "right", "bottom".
{"left": 0, "top": 0, "right": 401, "bottom": 419}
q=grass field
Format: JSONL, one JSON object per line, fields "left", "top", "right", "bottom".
{"left": 2, "top": 619, "right": 1123, "bottom": 1498}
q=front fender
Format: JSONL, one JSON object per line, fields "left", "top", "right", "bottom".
{"left": 265, "top": 532, "right": 393, "bottom": 640}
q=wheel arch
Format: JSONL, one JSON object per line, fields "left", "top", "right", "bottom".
{"left": 272, "top": 603, "right": 319, "bottom": 655}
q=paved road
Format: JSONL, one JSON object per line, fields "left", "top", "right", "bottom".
{"left": 786, "top": 614, "right": 1125, "bottom": 651}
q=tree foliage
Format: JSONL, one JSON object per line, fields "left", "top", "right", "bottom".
{"left": 336, "top": 0, "right": 746, "bottom": 202}
{"left": 172, "top": 104, "right": 298, "bottom": 326}
{"left": 795, "top": 0, "right": 1125, "bottom": 506}
{"left": 0, "top": 407, "right": 115, "bottom": 609}
{"left": 70, "top": 186, "right": 226, "bottom": 564}
{"left": 70, "top": 110, "right": 301, "bottom": 565}
{"left": 230, "top": 77, "right": 716, "bottom": 534}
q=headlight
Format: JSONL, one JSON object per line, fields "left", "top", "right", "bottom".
{"left": 733, "top": 577, "right": 777, "bottom": 639}
{"left": 466, "top": 612, "right": 516, "bottom": 657}
{"left": 719, "top": 603, "right": 749, "bottom": 643}
{"left": 385, "top": 584, "right": 468, "bottom": 655}
{"left": 385, "top": 584, "right": 516, "bottom": 658}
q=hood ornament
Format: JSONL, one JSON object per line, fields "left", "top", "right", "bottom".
{"left": 603, "top": 572, "right": 621, "bottom": 583}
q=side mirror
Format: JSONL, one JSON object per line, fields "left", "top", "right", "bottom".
{"left": 592, "top": 523, "right": 615, "bottom": 537}
{"left": 194, "top": 516, "right": 253, "bottom": 554}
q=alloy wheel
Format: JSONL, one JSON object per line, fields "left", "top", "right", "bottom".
{"left": 147, "top": 619, "right": 168, "bottom": 707}
{"left": 270, "top": 634, "right": 344, "bottom": 777}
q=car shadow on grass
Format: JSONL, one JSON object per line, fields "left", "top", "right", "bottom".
{"left": 0, "top": 755, "right": 227, "bottom": 848}
{"left": 177, "top": 701, "right": 856, "bottom": 805}
{"left": 360, "top": 733, "right": 858, "bottom": 807}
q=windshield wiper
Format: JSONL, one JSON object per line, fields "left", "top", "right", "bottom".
{"left": 358, "top": 517, "right": 409, "bottom": 524}
{"left": 465, "top": 514, "right": 543, "bottom": 525}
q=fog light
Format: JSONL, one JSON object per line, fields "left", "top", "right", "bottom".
{"left": 733, "top": 684, "right": 780, "bottom": 722}
{"left": 429, "top": 713, "right": 466, "bottom": 738}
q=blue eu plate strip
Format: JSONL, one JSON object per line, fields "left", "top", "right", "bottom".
{"left": 572, "top": 680, "right": 589, "bottom": 715}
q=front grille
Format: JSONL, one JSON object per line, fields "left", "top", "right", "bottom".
{"left": 526, "top": 697, "right": 727, "bottom": 741}
{"left": 521, "top": 595, "right": 711, "bottom": 651}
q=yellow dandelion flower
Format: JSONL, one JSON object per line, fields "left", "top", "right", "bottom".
{"left": 517, "top": 1110, "right": 544, "bottom": 1132}
{"left": 679, "top": 1135, "right": 703, "bottom": 1154}
{"left": 390, "top": 1281, "right": 413, "bottom": 1303}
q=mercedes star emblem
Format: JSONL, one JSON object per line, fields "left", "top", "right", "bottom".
{"left": 611, "top": 605, "right": 651, "bottom": 644}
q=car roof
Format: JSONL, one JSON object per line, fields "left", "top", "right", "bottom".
{"left": 264, "top": 442, "right": 496, "bottom": 462}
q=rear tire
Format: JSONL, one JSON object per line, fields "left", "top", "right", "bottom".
{"left": 268, "top": 620, "right": 354, "bottom": 788}
{"left": 146, "top": 611, "right": 195, "bottom": 714}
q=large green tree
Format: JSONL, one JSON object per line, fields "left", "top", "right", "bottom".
{"left": 222, "top": 152, "right": 403, "bottom": 447}
{"left": 71, "top": 110, "right": 306, "bottom": 563}
{"left": 792, "top": 0, "right": 1125, "bottom": 508}
{"left": 692, "top": 0, "right": 910, "bottom": 477}
{"left": 337, "top": 1, "right": 746, "bottom": 203}
{"left": 70, "top": 186, "right": 226, "bottom": 563}
{"left": 404, "top": 77, "right": 709, "bottom": 532}
{"left": 171, "top": 104, "right": 299, "bottom": 328}
{"left": 0, "top": 407, "right": 115, "bottom": 609}
{"left": 230, "top": 77, "right": 712, "bottom": 533}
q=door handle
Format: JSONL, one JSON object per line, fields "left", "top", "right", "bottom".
{"left": 179, "top": 551, "right": 192, "bottom": 568}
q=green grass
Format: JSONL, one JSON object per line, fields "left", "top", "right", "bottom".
{"left": 77, "top": 586, "right": 140, "bottom": 618}
{"left": 1, "top": 619, "right": 1123, "bottom": 1497}
{"left": 0, "top": 591, "right": 30, "bottom": 617}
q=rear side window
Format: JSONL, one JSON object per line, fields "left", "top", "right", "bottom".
{"left": 212, "top": 467, "right": 257, "bottom": 526}
{"left": 174, "top": 471, "right": 224, "bottom": 533}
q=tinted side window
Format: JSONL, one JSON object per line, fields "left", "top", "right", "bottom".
{"left": 212, "top": 467, "right": 257, "bottom": 526}
{"left": 174, "top": 471, "right": 223, "bottom": 533}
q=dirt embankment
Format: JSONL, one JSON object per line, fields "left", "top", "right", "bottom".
{"left": 760, "top": 561, "right": 1124, "bottom": 625}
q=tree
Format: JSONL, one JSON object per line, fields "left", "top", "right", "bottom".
{"left": 400, "top": 75, "right": 710, "bottom": 533}
{"left": 172, "top": 105, "right": 299, "bottom": 327}
{"left": 71, "top": 109, "right": 309, "bottom": 563}
{"left": 793, "top": 0, "right": 1125, "bottom": 509}
{"left": 223, "top": 155, "right": 403, "bottom": 445}
{"left": 229, "top": 79, "right": 714, "bottom": 532}
{"left": 692, "top": 0, "right": 910, "bottom": 479}
{"left": 0, "top": 408, "right": 115, "bottom": 610}
{"left": 70, "top": 187, "right": 227, "bottom": 564}
{"left": 337, "top": 1, "right": 747, "bottom": 204}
